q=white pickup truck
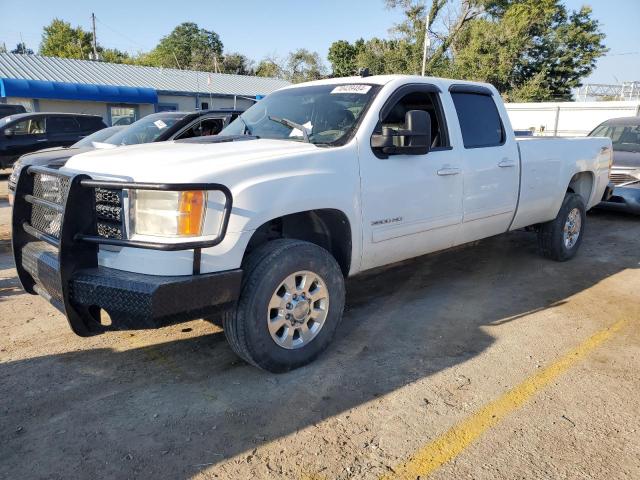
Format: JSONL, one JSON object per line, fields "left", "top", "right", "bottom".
{"left": 12, "top": 75, "right": 612, "bottom": 372}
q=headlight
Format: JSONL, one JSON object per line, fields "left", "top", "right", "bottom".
{"left": 130, "top": 190, "right": 207, "bottom": 237}
{"left": 9, "top": 161, "right": 23, "bottom": 185}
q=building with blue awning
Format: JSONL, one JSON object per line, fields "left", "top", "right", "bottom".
{"left": 0, "top": 53, "right": 289, "bottom": 125}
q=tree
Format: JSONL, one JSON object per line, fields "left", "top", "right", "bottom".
{"left": 284, "top": 49, "right": 327, "bottom": 83}
{"left": 328, "top": 40, "right": 360, "bottom": 76}
{"left": 222, "top": 52, "right": 254, "bottom": 75}
{"left": 98, "top": 48, "right": 131, "bottom": 64}
{"left": 255, "top": 57, "right": 284, "bottom": 78}
{"left": 143, "top": 22, "right": 223, "bottom": 71}
{"left": 327, "top": 0, "right": 606, "bottom": 101}
{"left": 40, "top": 19, "right": 94, "bottom": 59}
{"left": 11, "top": 42, "right": 34, "bottom": 55}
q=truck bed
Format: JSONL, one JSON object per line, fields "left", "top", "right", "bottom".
{"left": 510, "top": 136, "right": 611, "bottom": 230}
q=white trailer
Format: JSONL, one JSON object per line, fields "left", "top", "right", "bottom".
{"left": 506, "top": 100, "right": 640, "bottom": 137}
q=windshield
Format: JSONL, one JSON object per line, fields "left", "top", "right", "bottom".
{"left": 105, "top": 113, "right": 186, "bottom": 146}
{"left": 72, "top": 126, "right": 124, "bottom": 147}
{"left": 590, "top": 124, "right": 640, "bottom": 153}
{"left": 0, "top": 116, "right": 17, "bottom": 129}
{"left": 221, "top": 84, "right": 380, "bottom": 145}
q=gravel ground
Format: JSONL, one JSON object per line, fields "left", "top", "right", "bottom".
{"left": 1, "top": 180, "right": 639, "bottom": 479}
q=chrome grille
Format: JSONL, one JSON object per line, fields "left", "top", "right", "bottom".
{"left": 94, "top": 188, "right": 124, "bottom": 240}
{"left": 30, "top": 172, "right": 69, "bottom": 238}
{"left": 610, "top": 171, "right": 639, "bottom": 186}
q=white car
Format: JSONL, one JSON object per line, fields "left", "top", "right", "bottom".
{"left": 12, "top": 75, "right": 612, "bottom": 372}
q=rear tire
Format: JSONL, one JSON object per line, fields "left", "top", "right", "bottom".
{"left": 538, "top": 192, "right": 586, "bottom": 261}
{"left": 222, "top": 239, "right": 346, "bottom": 373}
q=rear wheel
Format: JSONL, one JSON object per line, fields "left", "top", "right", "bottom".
{"left": 538, "top": 192, "right": 586, "bottom": 261}
{"left": 223, "top": 239, "right": 345, "bottom": 372}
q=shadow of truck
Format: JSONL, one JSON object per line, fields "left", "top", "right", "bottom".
{"left": 1, "top": 211, "right": 638, "bottom": 479}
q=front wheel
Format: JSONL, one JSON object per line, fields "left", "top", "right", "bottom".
{"left": 537, "top": 192, "right": 586, "bottom": 261}
{"left": 223, "top": 239, "right": 346, "bottom": 373}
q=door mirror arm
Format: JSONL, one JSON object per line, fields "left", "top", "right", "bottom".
{"left": 371, "top": 110, "right": 432, "bottom": 157}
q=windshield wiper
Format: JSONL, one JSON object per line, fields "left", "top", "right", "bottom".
{"left": 268, "top": 116, "right": 310, "bottom": 143}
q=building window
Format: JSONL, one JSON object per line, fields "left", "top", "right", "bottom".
{"left": 158, "top": 104, "right": 178, "bottom": 112}
{"left": 110, "top": 106, "right": 137, "bottom": 126}
{"left": 200, "top": 102, "right": 209, "bottom": 110}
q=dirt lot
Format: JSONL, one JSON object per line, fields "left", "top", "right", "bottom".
{"left": 1, "top": 177, "right": 639, "bottom": 480}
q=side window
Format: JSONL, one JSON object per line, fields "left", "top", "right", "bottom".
{"left": 10, "top": 118, "right": 45, "bottom": 135}
{"left": 78, "top": 116, "right": 104, "bottom": 131}
{"left": 48, "top": 116, "right": 80, "bottom": 134}
{"left": 176, "top": 118, "right": 225, "bottom": 140}
{"left": 379, "top": 91, "right": 448, "bottom": 149}
{"left": 451, "top": 92, "right": 504, "bottom": 148}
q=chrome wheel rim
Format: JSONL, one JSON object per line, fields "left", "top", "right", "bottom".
{"left": 563, "top": 208, "right": 582, "bottom": 249}
{"left": 267, "top": 270, "right": 329, "bottom": 349}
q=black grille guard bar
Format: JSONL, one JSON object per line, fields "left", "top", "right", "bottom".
{"left": 27, "top": 165, "right": 234, "bottom": 251}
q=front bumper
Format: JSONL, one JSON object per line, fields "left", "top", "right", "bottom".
{"left": 598, "top": 183, "right": 640, "bottom": 215}
{"left": 12, "top": 165, "right": 238, "bottom": 336}
{"left": 22, "top": 240, "right": 241, "bottom": 332}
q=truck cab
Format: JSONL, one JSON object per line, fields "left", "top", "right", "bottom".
{"left": 11, "top": 75, "right": 611, "bottom": 372}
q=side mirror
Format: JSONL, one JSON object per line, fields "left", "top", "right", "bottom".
{"left": 371, "top": 110, "right": 431, "bottom": 156}
{"left": 4, "top": 128, "right": 14, "bottom": 137}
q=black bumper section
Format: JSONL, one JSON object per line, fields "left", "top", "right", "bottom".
{"left": 21, "top": 239, "right": 241, "bottom": 333}
{"left": 71, "top": 267, "right": 242, "bottom": 330}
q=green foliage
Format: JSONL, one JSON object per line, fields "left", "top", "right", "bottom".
{"left": 328, "top": 0, "right": 607, "bottom": 101}
{"left": 255, "top": 58, "right": 284, "bottom": 78}
{"left": 39, "top": 19, "right": 94, "bottom": 59}
{"left": 222, "top": 52, "right": 254, "bottom": 75}
{"left": 99, "top": 48, "right": 131, "bottom": 64}
{"left": 328, "top": 40, "right": 360, "bottom": 76}
{"left": 285, "top": 49, "right": 327, "bottom": 83}
{"left": 142, "top": 22, "right": 223, "bottom": 71}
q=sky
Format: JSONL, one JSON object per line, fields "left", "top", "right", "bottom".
{"left": 0, "top": 0, "right": 638, "bottom": 84}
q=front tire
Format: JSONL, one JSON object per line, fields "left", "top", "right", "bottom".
{"left": 538, "top": 192, "right": 586, "bottom": 261}
{"left": 223, "top": 239, "right": 346, "bottom": 373}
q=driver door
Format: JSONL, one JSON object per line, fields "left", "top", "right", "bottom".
{"left": 359, "top": 85, "right": 464, "bottom": 271}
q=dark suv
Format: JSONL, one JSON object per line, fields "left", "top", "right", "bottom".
{"left": 0, "top": 104, "right": 27, "bottom": 120}
{"left": 0, "top": 112, "right": 106, "bottom": 168}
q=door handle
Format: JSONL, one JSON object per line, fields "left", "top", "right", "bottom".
{"left": 36, "top": 138, "right": 49, "bottom": 142}
{"left": 498, "top": 159, "right": 516, "bottom": 168}
{"left": 437, "top": 167, "right": 461, "bottom": 176}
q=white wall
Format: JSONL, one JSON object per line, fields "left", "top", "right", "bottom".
{"left": 506, "top": 100, "right": 640, "bottom": 137}
{"left": 157, "top": 95, "right": 197, "bottom": 111}
{"left": 37, "top": 99, "right": 109, "bottom": 119}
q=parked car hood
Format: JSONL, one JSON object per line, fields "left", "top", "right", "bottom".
{"left": 612, "top": 150, "right": 640, "bottom": 169}
{"left": 62, "top": 137, "right": 321, "bottom": 182}
{"left": 19, "top": 146, "right": 93, "bottom": 168}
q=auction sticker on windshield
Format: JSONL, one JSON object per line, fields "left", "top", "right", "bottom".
{"left": 331, "top": 85, "right": 372, "bottom": 94}
{"left": 154, "top": 119, "right": 168, "bottom": 129}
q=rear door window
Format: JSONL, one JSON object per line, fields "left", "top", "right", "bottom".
{"left": 48, "top": 116, "right": 81, "bottom": 134}
{"left": 77, "top": 116, "right": 105, "bottom": 131}
{"left": 451, "top": 92, "right": 504, "bottom": 148}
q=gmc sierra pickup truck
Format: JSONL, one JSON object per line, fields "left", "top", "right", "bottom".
{"left": 12, "top": 75, "right": 612, "bottom": 372}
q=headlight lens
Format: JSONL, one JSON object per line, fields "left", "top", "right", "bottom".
{"left": 131, "top": 190, "right": 207, "bottom": 237}
{"left": 9, "top": 161, "right": 22, "bottom": 185}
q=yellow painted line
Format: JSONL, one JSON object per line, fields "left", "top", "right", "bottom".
{"left": 382, "top": 319, "right": 626, "bottom": 480}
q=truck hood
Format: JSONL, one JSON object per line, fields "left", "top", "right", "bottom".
{"left": 62, "top": 136, "right": 321, "bottom": 181}
{"left": 612, "top": 150, "right": 640, "bottom": 169}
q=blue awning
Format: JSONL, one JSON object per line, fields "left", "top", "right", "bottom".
{"left": 0, "top": 78, "right": 158, "bottom": 104}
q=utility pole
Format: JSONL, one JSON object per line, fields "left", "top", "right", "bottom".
{"left": 421, "top": 10, "right": 431, "bottom": 76}
{"left": 91, "top": 13, "right": 98, "bottom": 60}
